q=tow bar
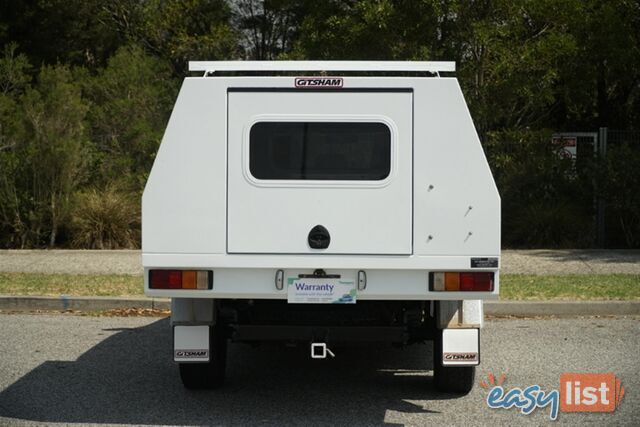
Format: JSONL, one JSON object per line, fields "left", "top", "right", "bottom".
{"left": 311, "top": 342, "right": 335, "bottom": 359}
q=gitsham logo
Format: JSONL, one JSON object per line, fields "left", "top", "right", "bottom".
{"left": 294, "top": 77, "right": 343, "bottom": 88}
{"left": 480, "top": 372, "right": 625, "bottom": 421}
{"left": 444, "top": 352, "right": 478, "bottom": 362}
{"left": 175, "top": 350, "right": 208, "bottom": 358}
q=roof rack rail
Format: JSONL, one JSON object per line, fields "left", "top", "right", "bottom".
{"left": 188, "top": 60, "right": 455, "bottom": 74}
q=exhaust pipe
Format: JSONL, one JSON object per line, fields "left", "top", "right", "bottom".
{"left": 311, "top": 342, "right": 335, "bottom": 359}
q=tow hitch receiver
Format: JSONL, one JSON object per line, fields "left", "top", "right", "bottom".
{"left": 311, "top": 343, "right": 335, "bottom": 359}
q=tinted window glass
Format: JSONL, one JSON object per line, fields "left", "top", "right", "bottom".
{"left": 249, "top": 122, "right": 391, "bottom": 180}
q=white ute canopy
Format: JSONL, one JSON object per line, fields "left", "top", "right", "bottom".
{"left": 143, "top": 60, "right": 500, "bottom": 269}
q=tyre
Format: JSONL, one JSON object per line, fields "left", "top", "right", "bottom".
{"left": 179, "top": 322, "right": 228, "bottom": 389}
{"left": 432, "top": 328, "right": 475, "bottom": 394}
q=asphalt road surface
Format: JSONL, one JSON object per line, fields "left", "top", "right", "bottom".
{"left": 0, "top": 314, "right": 638, "bottom": 426}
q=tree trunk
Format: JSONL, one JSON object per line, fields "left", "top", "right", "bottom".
{"left": 49, "top": 223, "right": 57, "bottom": 247}
{"left": 596, "top": 61, "right": 608, "bottom": 127}
{"left": 49, "top": 195, "right": 57, "bottom": 247}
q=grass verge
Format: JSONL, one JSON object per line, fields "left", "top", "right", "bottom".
{"left": 0, "top": 273, "right": 142, "bottom": 297}
{"left": 0, "top": 273, "right": 638, "bottom": 300}
{"left": 500, "top": 274, "right": 640, "bottom": 300}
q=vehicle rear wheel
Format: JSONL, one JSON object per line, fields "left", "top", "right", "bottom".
{"left": 179, "top": 323, "right": 228, "bottom": 389}
{"left": 432, "top": 328, "right": 475, "bottom": 394}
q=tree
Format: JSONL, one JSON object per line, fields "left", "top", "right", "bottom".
{"left": 0, "top": 43, "right": 31, "bottom": 247}
{"left": 0, "top": 0, "right": 124, "bottom": 69}
{"left": 292, "top": 0, "right": 443, "bottom": 60}
{"left": 558, "top": 0, "right": 640, "bottom": 129}
{"left": 232, "top": 0, "right": 305, "bottom": 59}
{"left": 82, "top": 45, "right": 177, "bottom": 189}
{"left": 23, "top": 65, "right": 90, "bottom": 246}
{"left": 100, "top": 0, "right": 240, "bottom": 75}
{"left": 0, "top": 62, "right": 90, "bottom": 247}
{"left": 451, "top": 0, "right": 580, "bottom": 135}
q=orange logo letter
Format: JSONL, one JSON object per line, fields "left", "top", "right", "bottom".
{"left": 560, "top": 373, "right": 624, "bottom": 413}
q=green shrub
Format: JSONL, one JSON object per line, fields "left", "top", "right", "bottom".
{"left": 598, "top": 142, "right": 640, "bottom": 247}
{"left": 484, "top": 129, "right": 594, "bottom": 248}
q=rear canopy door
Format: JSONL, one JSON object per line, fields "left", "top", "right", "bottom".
{"left": 227, "top": 90, "right": 412, "bottom": 255}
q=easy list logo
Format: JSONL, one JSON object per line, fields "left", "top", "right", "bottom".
{"left": 480, "top": 372, "right": 624, "bottom": 421}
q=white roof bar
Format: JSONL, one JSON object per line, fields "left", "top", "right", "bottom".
{"left": 188, "top": 60, "right": 455, "bottom": 74}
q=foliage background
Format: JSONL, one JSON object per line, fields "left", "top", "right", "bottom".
{"left": 0, "top": 0, "right": 638, "bottom": 248}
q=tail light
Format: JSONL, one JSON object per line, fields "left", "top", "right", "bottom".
{"left": 431, "top": 272, "right": 494, "bottom": 292}
{"left": 149, "top": 270, "right": 213, "bottom": 290}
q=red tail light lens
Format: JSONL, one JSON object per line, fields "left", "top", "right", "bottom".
{"left": 460, "top": 272, "right": 493, "bottom": 291}
{"left": 149, "top": 270, "right": 213, "bottom": 290}
{"left": 432, "top": 272, "right": 494, "bottom": 292}
{"left": 460, "top": 273, "right": 475, "bottom": 290}
{"left": 167, "top": 271, "right": 182, "bottom": 289}
{"left": 150, "top": 270, "right": 171, "bottom": 289}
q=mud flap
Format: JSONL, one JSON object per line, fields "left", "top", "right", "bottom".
{"left": 441, "top": 328, "right": 479, "bottom": 367}
{"left": 174, "top": 325, "right": 210, "bottom": 363}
